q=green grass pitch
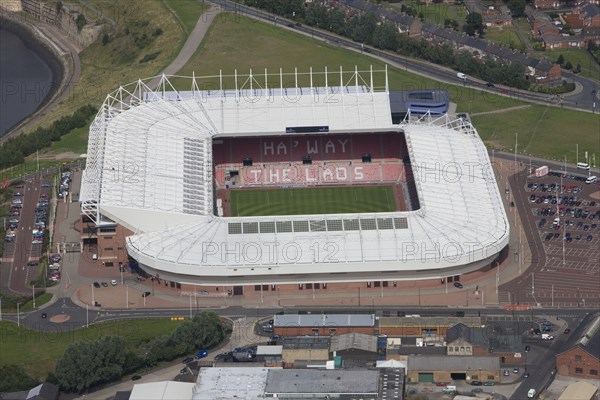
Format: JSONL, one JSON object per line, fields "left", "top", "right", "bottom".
{"left": 230, "top": 186, "right": 397, "bottom": 216}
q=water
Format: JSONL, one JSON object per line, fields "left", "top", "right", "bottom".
{"left": 0, "top": 28, "right": 55, "bottom": 138}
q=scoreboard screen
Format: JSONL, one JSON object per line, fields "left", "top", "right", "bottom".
{"left": 285, "top": 126, "right": 329, "bottom": 134}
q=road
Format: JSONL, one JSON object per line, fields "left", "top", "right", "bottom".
{"left": 509, "top": 312, "right": 597, "bottom": 400}
{"left": 209, "top": 0, "right": 600, "bottom": 113}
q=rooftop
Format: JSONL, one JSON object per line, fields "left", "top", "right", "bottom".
{"left": 130, "top": 382, "right": 195, "bottom": 400}
{"left": 264, "top": 369, "right": 380, "bottom": 395}
{"left": 283, "top": 336, "right": 331, "bottom": 350}
{"left": 330, "top": 332, "right": 378, "bottom": 353}
{"left": 275, "top": 314, "right": 375, "bottom": 328}
{"left": 192, "top": 367, "right": 275, "bottom": 400}
{"left": 558, "top": 381, "right": 599, "bottom": 400}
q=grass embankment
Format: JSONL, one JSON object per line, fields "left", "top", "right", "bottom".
{"left": 31, "top": 0, "right": 205, "bottom": 159}
{"left": 0, "top": 319, "right": 184, "bottom": 380}
{"left": 177, "top": 13, "right": 597, "bottom": 161}
{"left": 472, "top": 106, "right": 600, "bottom": 161}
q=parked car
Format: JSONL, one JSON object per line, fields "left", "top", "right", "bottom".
{"left": 471, "top": 381, "right": 482, "bottom": 386}
{"left": 513, "top": 368, "right": 520, "bottom": 374}
{"left": 564, "top": 328, "right": 571, "bottom": 334}
{"left": 142, "top": 291, "right": 151, "bottom": 297}
{"left": 131, "top": 375, "right": 142, "bottom": 381}
{"left": 503, "top": 369, "right": 510, "bottom": 376}
{"left": 484, "top": 381, "right": 495, "bottom": 386}
{"left": 182, "top": 357, "right": 193, "bottom": 364}
{"left": 454, "top": 282, "right": 463, "bottom": 289}
{"left": 195, "top": 350, "right": 208, "bottom": 359}
{"left": 111, "top": 279, "right": 117, "bottom": 286}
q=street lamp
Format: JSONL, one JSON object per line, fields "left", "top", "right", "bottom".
{"left": 17, "top": 302, "right": 21, "bottom": 327}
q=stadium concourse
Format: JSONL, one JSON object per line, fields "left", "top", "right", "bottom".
{"left": 79, "top": 68, "right": 510, "bottom": 299}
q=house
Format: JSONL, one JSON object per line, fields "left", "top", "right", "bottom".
{"left": 555, "top": 315, "right": 600, "bottom": 379}
{"left": 533, "top": 0, "right": 567, "bottom": 9}
{"left": 564, "top": 2, "right": 600, "bottom": 28}
{"left": 447, "top": 338, "right": 474, "bottom": 356}
{"left": 338, "top": 0, "right": 422, "bottom": 38}
{"left": 583, "top": 26, "right": 600, "bottom": 45}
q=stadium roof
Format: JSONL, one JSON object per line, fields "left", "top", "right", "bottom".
{"left": 81, "top": 70, "right": 509, "bottom": 284}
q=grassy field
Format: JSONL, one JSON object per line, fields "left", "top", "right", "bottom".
{"left": 0, "top": 159, "right": 65, "bottom": 182}
{"left": 0, "top": 318, "right": 184, "bottom": 380}
{"left": 485, "top": 27, "right": 524, "bottom": 50}
{"left": 230, "top": 186, "right": 397, "bottom": 216}
{"left": 390, "top": 1, "right": 467, "bottom": 26}
{"left": 472, "top": 105, "right": 600, "bottom": 161}
{"left": 531, "top": 48, "right": 600, "bottom": 80}
{"left": 163, "top": 0, "right": 210, "bottom": 36}
{"left": 47, "top": 125, "right": 90, "bottom": 155}
{"left": 175, "top": 13, "right": 524, "bottom": 113}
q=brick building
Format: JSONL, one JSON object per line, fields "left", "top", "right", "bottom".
{"left": 555, "top": 316, "right": 600, "bottom": 379}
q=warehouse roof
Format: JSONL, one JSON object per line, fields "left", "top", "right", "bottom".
{"left": 264, "top": 369, "right": 380, "bottom": 395}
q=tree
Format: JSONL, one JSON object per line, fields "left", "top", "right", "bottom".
{"left": 507, "top": 0, "right": 526, "bottom": 17}
{"left": 0, "top": 365, "right": 39, "bottom": 392}
{"left": 76, "top": 13, "right": 86, "bottom": 32}
{"left": 55, "top": 336, "right": 130, "bottom": 392}
{"left": 102, "top": 33, "right": 109, "bottom": 46}
{"left": 565, "top": 61, "right": 573, "bottom": 70}
{"left": 372, "top": 23, "right": 399, "bottom": 51}
{"left": 464, "top": 12, "right": 484, "bottom": 36}
{"left": 574, "top": 63, "right": 581, "bottom": 73}
{"left": 557, "top": 54, "right": 565, "bottom": 65}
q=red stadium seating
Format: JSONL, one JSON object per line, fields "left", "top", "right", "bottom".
{"left": 213, "top": 132, "right": 408, "bottom": 188}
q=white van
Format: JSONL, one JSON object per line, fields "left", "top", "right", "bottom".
{"left": 442, "top": 385, "right": 457, "bottom": 393}
{"left": 586, "top": 176, "right": 597, "bottom": 184}
{"left": 457, "top": 72, "right": 467, "bottom": 80}
{"left": 577, "top": 162, "right": 590, "bottom": 170}
{"left": 528, "top": 388, "right": 537, "bottom": 398}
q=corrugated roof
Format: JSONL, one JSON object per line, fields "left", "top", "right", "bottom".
{"left": 275, "top": 314, "right": 375, "bottom": 328}
{"left": 330, "top": 333, "right": 378, "bottom": 352}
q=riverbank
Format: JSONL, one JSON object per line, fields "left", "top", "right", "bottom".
{"left": 0, "top": 12, "right": 70, "bottom": 142}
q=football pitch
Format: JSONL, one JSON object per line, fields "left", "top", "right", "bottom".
{"left": 230, "top": 186, "right": 397, "bottom": 216}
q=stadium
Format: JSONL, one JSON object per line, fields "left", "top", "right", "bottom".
{"left": 80, "top": 67, "right": 509, "bottom": 295}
